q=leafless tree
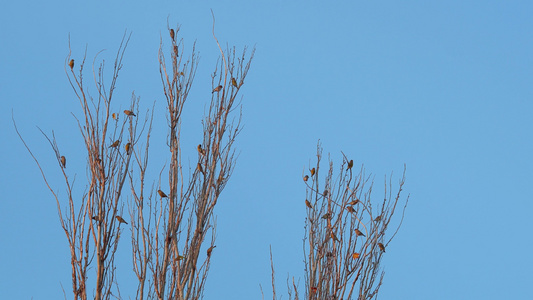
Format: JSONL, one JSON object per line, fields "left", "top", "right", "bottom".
{"left": 268, "top": 144, "right": 409, "bottom": 300}
{"left": 15, "top": 18, "right": 254, "bottom": 300}
{"left": 129, "top": 21, "right": 254, "bottom": 300}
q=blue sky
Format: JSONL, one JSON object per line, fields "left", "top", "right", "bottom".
{"left": 1, "top": 1, "right": 533, "bottom": 299}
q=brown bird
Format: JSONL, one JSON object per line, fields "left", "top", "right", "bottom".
{"left": 311, "top": 287, "right": 318, "bottom": 294}
{"left": 355, "top": 229, "right": 365, "bottom": 237}
{"left": 347, "top": 159, "right": 353, "bottom": 170}
{"left": 158, "top": 189, "right": 168, "bottom": 198}
{"left": 197, "top": 163, "right": 204, "bottom": 174}
{"left": 60, "top": 156, "right": 66, "bottom": 168}
{"left": 346, "top": 206, "right": 355, "bottom": 213}
{"left": 378, "top": 243, "right": 386, "bottom": 252}
{"left": 352, "top": 252, "right": 360, "bottom": 259}
{"left": 323, "top": 190, "right": 328, "bottom": 197}
{"left": 69, "top": 59, "right": 74, "bottom": 70}
{"left": 207, "top": 245, "right": 216, "bottom": 258}
{"left": 124, "top": 110, "right": 136, "bottom": 117}
{"left": 92, "top": 215, "right": 100, "bottom": 222}
{"left": 197, "top": 144, "right": 205, "bottom": 155}
{"left": 125, "top": 142, "right": 131, "bottom": 154}
{"left": 175, "top": 255, "right": 186, "bottom": 261}
{"left": 303, "top": 175, "right": 309, "bottom": 182}
{"left": 348, "top": 199, "right": 360, "bottom": 206}
{"left": 305, "top": 199, "right": 312, "bottom": 209}
{"left": 115, "top": 216, "right": 128, "bottom": 224}
{"left": 109, "top": 140, "right": 120, "bottom": 148}
{"left": 212, "top": 85, "right": 223, "bottom": 93}
{"left": 310, "top": 167, "right": 316, "bottom": 176}
{"left": 374, "top": 215, "right": 382, "bottom": 222}
{"left": 231, "top": 77, "right": 238, "bottom": 87}
{"left": 170, "top": 28, "right": 175, "bottom": 41}
{"left": 112, "top": 113, "right": 117, "bottom": 120}
{"left": 322, "top": 213, "right": 331, "bottom": 220}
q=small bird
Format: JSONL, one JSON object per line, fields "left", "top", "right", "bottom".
{"left": 60, "top": 156, "right": 66, "bottom": 168}
{"left": 115, "top": 216, "right": 128, "bottom": 224}
{"left": 347, "top": 159, "right": 353, "bottom": 170}
{"left": 109, "top": 140, "right": 120, "bottom": 148}
{"left": 112, "top": 113, "right": 117, "bottom": 120}
{"left": 92, "top": 215, "right": 100, "bottom": 222}
{"left": 330, "top": 232, "right": 339, "bottom": 242}
{"left": 374, "top": 215, "right": 382, "bottom": 222}
{"left": 231, "top": 77, "right": 238, "bottom": 87}
{"left": 355, "top": 229, "right": 365, "bottom": 237}
{"left": 303, "top": 175, "right": 309, "bottom": 182}
{"left": 158, "top": 189, "right": 168, "bottom": 198}
{"left": 322, "top": 213, "right": 331, "bottom": 220}
{"left": 310, "top": 287, "right": 318, "bottom": 294}
{"left": 124, "top": 110, "right": 136, "bottom": 117}
{"left": 170, "top": 28, "right": 175, "bottom": 41}
{"left": 125, "top": 143, "right": 131, "bottom": 154}
{"left": 378, "top": 243, "right": 386, "bottom": 252}
{"left": 175, "top": 255, "right": 186, "bottom": 261}
{"left": 310, "top": 168, "right": 316, "bottom": 176}
{"left": 197, "top": 144, "right": 205, "bottom": 155}
{"left": 197, "top": 163, "right": 204, "bottom": 174}
{"left": 207, "top": 245, "right": 216, "bottom": 258}
{"left": 212, "top": 85, "right": 223, "bottom": 93}
{"left": 323, "top": 190, "right": 328, "bottom": 197}
{"left": 352, "top": 253, "right": 360, "bottom": 259}
{"left": 348, "top": 199, "right": 360, "bottom": 206}
{"left": 346, "top": 206, "right": 355, "bottom": 213}
{"left": 179, "top": 71, "right": 184, "bottom": 76}
{"left": 69, "top": 59, "right": 74, "bottom": 70}
{"left": 305, "top": 200, "right": 312, "bottom": 209}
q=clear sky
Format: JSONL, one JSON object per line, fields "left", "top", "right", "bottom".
{"left": 1, "top": 1, "right": 532, "bottom": 299}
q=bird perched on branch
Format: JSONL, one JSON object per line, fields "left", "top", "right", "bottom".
{"left": 378, "top": 243, "right": 386, "bottom": 252}
{"left": 60, "top": 156, "right": 66, "bottom": 168}
{"left": 310, "top": 168, "right": 316, "bottom": 176}
{"left": 112, "top": 113, "right": 117, "bottom": 120}
{"left": 175, "top": 255, "right": 186, "bottom": 261}
{"left": 207, "top": 246, "right": 216, "bottom": 258}
{"left": 305, "top": 200, "right": 312, "bottom": 209}
{"left": 231, "top": 77, "right": 238, "bottom": 87}
{"left": 374, "top": 215, "right": 382, "bottom": 222}
{"left": 109, "top": 140, "right": 120, "bottom": 148}
{"left": 170, "top": 28, "right": 175, "bottom": 41}
{"left": 115, "top": 216, "right": 128, "bottom": 224}
{"left": 197, "top": 163, "right": 204, "bottom": 174}
{"left": 158, "top": 190, "right": 168, "bottom": 198}
{"left": 197, "top": 144, "right": 206, "bottom": 156}
{"left": 347, "top": 159, "right": 353, "bottom": 170}
{"left": 352, "top": 253, "right": 360, "bottom": 259}
{"left": 355, "top": 229, "right": 365, "bottom": 237}
{"left": 69, "top": 59, "right": 74, "bottom": 70}
{"left": 348, "top": 199, "right": 360, "bottom": 206}
{"left": 303, "top": 175, "right": 309, "bottom": 182}
{"left": 124, "top": 110, "right": 136, "bottom": 117}
{"left": 322, "top": 213, "right": 331, "bottom": 220}
{"left": 125, "top": 143, "right": 131, "bottom": 154}
{"left": 346, "top": 206, "right": 355, "bottom": 213}
{"left": 92, "top": 215, "right": 100, "bottom": 222}
{"left": 212, "top": 85, "right": 222, "bottom": 93}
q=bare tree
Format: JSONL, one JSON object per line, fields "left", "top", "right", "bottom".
{"left": 16, "top": 19, "right": 254, "bottom": 300}
{"left": 129, "top": 21, "right": 254, "bottom": 300}
{"left": 268, "top": 144, "right": 409, "bottom": 300}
